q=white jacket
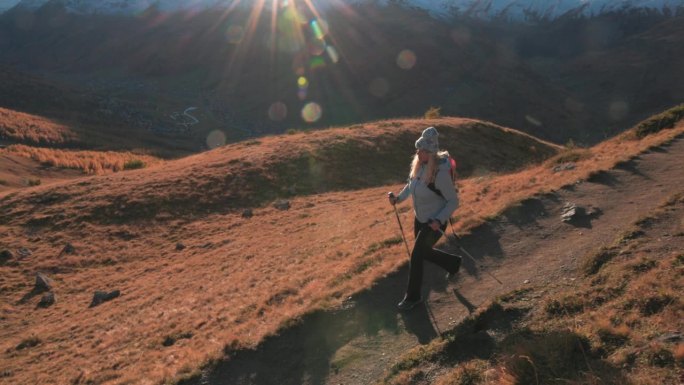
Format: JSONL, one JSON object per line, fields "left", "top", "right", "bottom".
{"left": 396, "top": 156, "right": 459, "bottom": 224}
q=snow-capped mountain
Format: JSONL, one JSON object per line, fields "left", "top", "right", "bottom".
{"left": 405, "top": 0, "right": 684, "bottom": 20}
{"left": 3, "top": 0, "right": 684, "bottom": 20}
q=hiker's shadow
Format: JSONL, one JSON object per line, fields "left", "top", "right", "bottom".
{"left": 452, "top": 288, "right": 477, "bottom": 314}
{"left": 436, "top": 223, "right": 505, "bottom": 280}
{"left": 400, "top": 305, "right": 439, "bottom": 344}
{"left": 188, "top": 269, "right": 408, "bottom": 385}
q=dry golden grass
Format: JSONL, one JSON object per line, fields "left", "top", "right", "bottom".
{"left": 433, "top": 360, "right": 491, "bottom": 385}
{"left": 0, "top": 117, "right": 682, "bottom": 385}
{"left": 451, "top": 121, "right": 684, "bottom": 232}
{"left": 2, "top": 144, "right": 162, "bottom": 174}
{"left": 0, "top": 107, "right": 78, "bottom": 145}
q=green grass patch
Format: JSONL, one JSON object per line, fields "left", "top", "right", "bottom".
{"left": 628, "top": 104, "right": 684, "bottom": 139}
{"left": 123, "top": 159, "right": 145, "bottom": 170}
{"left": 546, "top": 148, "right": 591, "bottom": 165}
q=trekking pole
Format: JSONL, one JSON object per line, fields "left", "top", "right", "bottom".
{"left": 388, "top": 192, "right": 411, "bottom": 259}
{"left": 436, "top": 228, "right": 503, "bottom": 285}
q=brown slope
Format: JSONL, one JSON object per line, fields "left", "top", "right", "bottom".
{"left": 0, "top": 117, "right": 678, "bottom": 385}
{"left": 0, "top": 107, "right": 79, "bottom": 147}
{"left": 0, "top": 117, "right": 560, "bottom": 228}
{"left": 0, "top": 153, "right": 83, "bottom": 191}
{"left": 0, "top": 116, "right": 560, "bottom": 385}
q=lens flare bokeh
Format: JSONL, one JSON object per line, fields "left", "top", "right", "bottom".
{"left": 301, "top": 102, "right": 323, "bottom": 123}
{"left": 326, "top": 45, "right": 340, "bottom": 63}
{"left": 268, "top": 102, "right": 288, "bottom": 121}
{"left": 307, "top": 39, "right": 326, "bottom": 56}
{"left": 609, "top": 101, "right": 629, "bottom": 121}
{"left": 206, "top": 130, "right": 227, "bottom": 149}
{"left": 450, "top": 26, "right": 472, "bottom": 46}
{"left": 397, "top": 49, "right": 417, "bottom": 70}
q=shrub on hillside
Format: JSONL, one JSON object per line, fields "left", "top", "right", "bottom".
{"left": 3, "top": 145, "right": 159, "bottom": 174}
{"left": 629, "top": 104, "right": 684, "bottom": 139}
{"left": 123, "top": 159, "right": 145, "bottom": 170}
{"left": 545, "top": 148, "right": 591, "bottom": 166}
{"left": 424, "top": 106, "right": 441, "bottom": 119}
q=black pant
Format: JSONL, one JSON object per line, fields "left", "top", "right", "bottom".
{"left": 405, "top": 218, "right": 460, "bottom": 300}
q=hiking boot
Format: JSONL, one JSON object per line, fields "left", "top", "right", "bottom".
{"left": 397, "top": 297, "right": 423, "bottom": 311}
{"left": 445, "top": 256, "right": 462, "bottom": 281}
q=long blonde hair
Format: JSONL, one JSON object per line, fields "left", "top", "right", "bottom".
{"left": 409, "top": 150, "right": 448, "bottom": 184}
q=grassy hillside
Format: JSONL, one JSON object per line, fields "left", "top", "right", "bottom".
{"left": 0, "top": 107, "right": 79, "bottom": 146}
{"left": 2, "top": 144, "right": 162, "bottom": 175}
{"left": 0, "top": 153, "right": 84, "bottom": 190}
{"left": 0, "top": 117, "right": 560, "bottom": 226}
{"left": 0, "top": 110, "right": 682, "bottom": 385}
{"left": 0, "top": 69, "right": 200, "bottom": 156}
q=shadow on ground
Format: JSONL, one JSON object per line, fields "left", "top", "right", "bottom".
{"left": 178, "top": 267, "right": 432, "bottom": 385}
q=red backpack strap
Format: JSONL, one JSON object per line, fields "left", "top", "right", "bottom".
{"left": 449, "top": 157, "right": 457, "bottom": 181}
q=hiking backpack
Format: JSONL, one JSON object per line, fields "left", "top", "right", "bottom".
{"left": 427, "top": 156, "right": 457, "bottom": 198}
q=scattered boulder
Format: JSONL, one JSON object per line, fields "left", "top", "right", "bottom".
{"left": 242, "top": 209, "right": 253, "bottom": 218}
{"left": 35, "top": 273, "right": 53, "bottom": 293}
{"left": 89, "top": 290, "right": 120, "bottom": 307}
{"left": 0, "top": 250, "right": 12, "bottom": 264}
{"left": 61, "top": 243, "right": 76, "bottom": 255}
{"left": 15, "top": 336, "right": 41, "bottom": 350}
{"left": 561, "top": 203, "right": 582, "bottom": 222}
{"left": 37, "top": 292, "right": 55, "bottom": 308}
{"left": 176, "top": 242, "right": 186, "bottom": 251}
{"left": 274, "top": 199, "right": 290, "bottom": 210}
{"left": 561, "top": 202, "right": 602, "bottom": 223}
{"left": 553, "top": 162, "right": 576, "bottom": 173}
{"left": 17, "top": 248, "right": 32, "bottom": 258}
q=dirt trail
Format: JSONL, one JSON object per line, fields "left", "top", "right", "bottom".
{"left": 183, "top": 134, "right": 684, "bottom": 385}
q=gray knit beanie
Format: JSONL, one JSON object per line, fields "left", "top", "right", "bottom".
{"left": 415, "top": 126, "right": 439, "bottom": 153}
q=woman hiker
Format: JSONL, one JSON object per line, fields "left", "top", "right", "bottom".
{"left": 388, "top": 126, "right": 462, "bottom": 310}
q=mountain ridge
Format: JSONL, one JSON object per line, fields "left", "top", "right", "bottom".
{"left": 4, "top": 0, "right": 684, "bottom": 21}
